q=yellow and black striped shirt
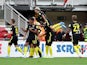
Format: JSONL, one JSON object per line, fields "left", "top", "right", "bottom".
{"left": 11, "top": 25, "right": 18, "bottom": 36}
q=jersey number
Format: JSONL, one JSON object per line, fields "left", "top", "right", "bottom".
{"left": 73, "top": 24, "right": 80, "bottom": 32}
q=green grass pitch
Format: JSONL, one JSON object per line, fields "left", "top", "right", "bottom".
{"left": 0, "top": 57, "right": 87, "bottom": 65}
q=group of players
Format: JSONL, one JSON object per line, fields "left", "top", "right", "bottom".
{"left": 6, "top": 7, "right": 86, "bottom": 58}
{"left": 7, "top": 7, "right": 56, "bottom": 58}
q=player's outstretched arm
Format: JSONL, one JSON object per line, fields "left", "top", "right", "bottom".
{"left": 21, "top": 28, "right": 28, "bottom": 32}
{"left": 21, "top": 28, "right": 28, "bottom": 40}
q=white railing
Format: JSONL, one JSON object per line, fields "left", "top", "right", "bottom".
{"left": 1, "top": 0, "right": 87, "bottom": 10}
{"left": 35, "top": 0, "right": 65, "bottom": 6}
{"left": 4, "top": 3, "right": 28, "bottom": 35}
{"left": 0, "top": 0, "right": 34, "bottom": 10}
{"left": 0, "top": 0, "right": 5, "bottom": 10}
{"left": 5, "top": 0, "right": 34, "bottom": 8}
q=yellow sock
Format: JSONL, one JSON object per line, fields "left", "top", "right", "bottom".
{"left": 74, "top": 46, "right": 80, "bottom": 55}
{"left": 24, "top": 46, "right": 28, "bottom": 55}
{"left": 46, "top": 45, "right": 49, "bottom": 55}
{"left": 16, "top": 47, "right": 23, "bottom": 54}
{"left": 38, "top": 47, "right": 42, "bottom": 55}
{"left": 49, "top": 46, "right": 52, "bottom": 56}
{"left": 35, "top": 47, "right": 39, "bottom": 55}
{"left": 30, "top": 48, "right": 34, "bottom": 56}
{"left": 7, "top": 46, "right": 11, "bottom": 56}
{"left": 35, "top": 46, "right": 42, "bottom": 57}
{"left": 77, "top": 45, "right": 81, "bottom": 49}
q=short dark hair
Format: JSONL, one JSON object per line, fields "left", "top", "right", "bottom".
{"left": 11, "top": 19, "right": 15, "bottom": 23}
{"left": 72, "top": 15, "right": 77, "bottom": 20}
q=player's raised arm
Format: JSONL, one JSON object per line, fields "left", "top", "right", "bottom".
{"left": 21, "top": 28, "right": 28, "bottom": 32}
{"left": 21, "top": 23, "right": 29, "bottom": 39}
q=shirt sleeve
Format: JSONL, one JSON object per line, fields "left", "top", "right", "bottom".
{"left": 26, "top": 25, "right": 29, "bottom": 30}
{"left": 15, "top": 26, "right": 18, "bottom": 34}
{"left": 68, "top": 24, "right": 72, "bottom": 29}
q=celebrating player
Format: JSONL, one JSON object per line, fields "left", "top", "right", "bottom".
{"left": 33, "top": 27, "right": 42, "bottom": 58}
{"left": 83, "top": 23, "right": 87, "bottom": 42}
{"left": 34, "top": 7, "right": 47, "bottom": 24}
{"left": 7, "top": 19, "right": 23, "bottom": 57}
{"left": 44, "top": 23, "right": 55, "bottom": 57}
{"left": 68, "top": 15, "right": 83, "bottom": 57}
{"left": 39, "top": 21, "right": 55, "bottom": 58}
{"left": 22, "top": 17, "right": 42, "bottom": 58}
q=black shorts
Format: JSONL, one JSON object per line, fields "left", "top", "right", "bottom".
{"left": 72, "top": 34, "right": 80, "bottom": 45}
{"left": 9, "top": 36, "right": 18, "bottom": 45}
{"left": 26, "top": 37, "right": 34, "bottom": 45}
{"left": 45, "top": 35, "right": 54, "bottom": 46}
{"left": 26, "top": 36, "right": 39, "bottom": 46}
{"left": 33, "top": 40, "right": 40, "bottom": 47}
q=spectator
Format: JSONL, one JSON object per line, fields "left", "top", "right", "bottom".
{"left": 83, "top": 23, "right": 87, "bottom": 42}
{"left": 79, "top": 33, "right": 84, "bottom": 41}
{"left": 64, "top": 31, "right": 71, "bottom": 41}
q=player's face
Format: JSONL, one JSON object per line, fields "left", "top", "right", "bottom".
{"left": 29, "top": 20, "right": 34, "bottom": 25}
{"left": 34, "top": 9, "right": 40, "bottom": 14}
{"left": 10, "top": 20, "right": 13, "bottom": 25}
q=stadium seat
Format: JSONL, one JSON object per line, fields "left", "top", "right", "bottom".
{"left": 0, "top": 27, "right": 11, "bottom": 39}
